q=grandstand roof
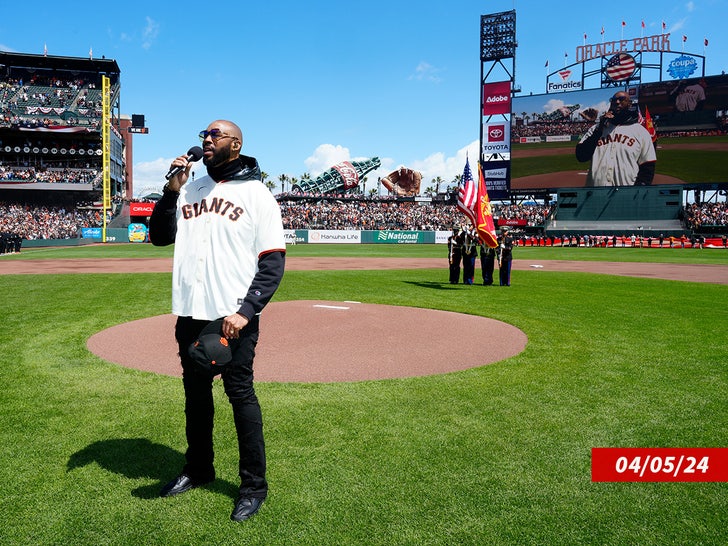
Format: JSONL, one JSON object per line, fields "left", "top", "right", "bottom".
{"left": 0, "top": 51, "right": 120, "bottom": 75}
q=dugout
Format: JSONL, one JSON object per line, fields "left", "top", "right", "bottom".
{"left": 545, "top": 185, "right": 687, "bottom": 237}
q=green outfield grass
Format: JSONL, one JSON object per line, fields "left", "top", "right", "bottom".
{"left": 1, "top": 244, "right": 726, "bottom": 545}
{"left": 7, "top": 241, "right": 728, "bottom": 265}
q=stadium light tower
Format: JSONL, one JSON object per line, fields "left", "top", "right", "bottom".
{"left": 480, "top": 10, "right": 516, "bottom": 201}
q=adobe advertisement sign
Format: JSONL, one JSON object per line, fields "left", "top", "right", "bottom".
{"left": 482, "top": 81, "right": 511, "bottom": 115}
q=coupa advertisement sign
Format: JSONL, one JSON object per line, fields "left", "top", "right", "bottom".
{"left": 482, "top": 81, "right": 511, "bottom": 115}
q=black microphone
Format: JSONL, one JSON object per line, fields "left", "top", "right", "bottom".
{"left": 165, "top": 146, "right": 203, "bottom": 180}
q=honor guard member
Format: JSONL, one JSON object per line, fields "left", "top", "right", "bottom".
{"left": 447, "top": 227, "right": 464, "bottom": 284}
{"left": 497, "top": 226, "right": 514, "bottom": 287}
{"left": 462, "top": 227, "right": 478, "bottom": 285}
{"left": 479, "top": 239, "right": 496, "bottom": 286}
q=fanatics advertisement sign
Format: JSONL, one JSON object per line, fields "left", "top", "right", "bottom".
{"left": 482, "top": 81, "right": 511, "bottom": 115}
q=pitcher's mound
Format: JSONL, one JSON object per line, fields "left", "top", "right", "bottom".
{"left": 87, "top": 300, "right": 527, "bottom": 383}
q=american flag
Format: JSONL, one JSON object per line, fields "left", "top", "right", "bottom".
{"left": 457, "top": 158, "right": 477, "bottom": 227}
{"left": 605, "top": 53, "right": 636, "bottom": 81}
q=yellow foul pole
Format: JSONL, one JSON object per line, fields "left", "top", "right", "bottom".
{"left": 101, "top": 75, "right": 111, "bottom": 243}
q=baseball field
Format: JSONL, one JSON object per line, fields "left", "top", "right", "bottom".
{"left": 1, "top": 243, "right": 726, "bottom": 545}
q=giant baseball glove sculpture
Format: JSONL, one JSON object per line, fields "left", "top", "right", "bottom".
{"left": 381, "top": 167, "right": 422, "bottom": 196}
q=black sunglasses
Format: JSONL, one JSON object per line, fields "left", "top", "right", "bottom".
{"left": 199, "top": 128, "right": 237, "bottom": 141}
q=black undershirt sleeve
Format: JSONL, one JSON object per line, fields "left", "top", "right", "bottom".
{"left": 149, "top": 188, "right": 179, "bottom": 246}
{"left": 575, "top": 128, "right": 602, "bottom": 163}
{"left": 237, "top": 250, "right": 286, "bottom": 320}
{"left": 635, "top": 162, "right": 656, "bottom": 186}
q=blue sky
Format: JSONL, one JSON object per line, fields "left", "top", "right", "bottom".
{"left": 1, "top": 0, "right": 725, "bottom": 196}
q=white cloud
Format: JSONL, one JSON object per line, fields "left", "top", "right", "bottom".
{"left": 303, "top": 144, "right": 352, "bottom": 176}
{"left": 132, "top": 156, "right": 175, "bottom": 197}
{"left": 686, "top": 2, "right": 695, "bottom": 12}
{"left": 409, "top": 140, "right": 478, "bottom": 190}
{"left": 409, "top": 61, "right": 443, "bottom": 83}
{"left": 141, "top": 16, "right": 160, "bottom": 50}
{"left": 669, "top": 18, "right": 687, "bottom": 32}
{"left": 543, "top": 98, "right": 566, "bottom": 113}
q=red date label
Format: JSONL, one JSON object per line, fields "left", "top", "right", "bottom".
{"left": 592, "top": 448, "right": 728, "bottom": 482}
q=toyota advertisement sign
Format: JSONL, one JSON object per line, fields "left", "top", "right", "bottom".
{"left": 482, "top": 121, "right": 511, "bottom": 160}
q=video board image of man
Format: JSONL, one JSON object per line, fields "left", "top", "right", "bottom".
{"left": 670, "top": 78, "right": 707, "bottom": 112}
{"left": 575, "top": 91, "right": 656, "bottom": 187}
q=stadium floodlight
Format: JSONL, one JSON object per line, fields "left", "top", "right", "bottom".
{"left": 481, "top": 11, "right": 516, "bottom": 61}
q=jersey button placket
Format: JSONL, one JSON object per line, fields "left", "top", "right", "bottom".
{"left": 196, "top": 217, "right": 211, "bottom": 282}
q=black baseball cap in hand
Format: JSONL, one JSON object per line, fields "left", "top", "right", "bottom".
{"left": 188, "top": 319, "right": 238, "bottom": 375}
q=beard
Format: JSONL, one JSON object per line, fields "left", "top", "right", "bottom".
{"left": 203, "top": 144, "right": 233, "bottom": 169}
{"left": 611, "top": 105, "right": 638, "bottom": 124}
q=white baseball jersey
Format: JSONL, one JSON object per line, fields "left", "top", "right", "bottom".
{"left": 675, "top": 83, "right": 706, "bottom": 112}
{"left": 171, "top": 174, "right": 285, "bottom": 321}
{"left": 580, "top": 122, "right": 656, "bottom": 187}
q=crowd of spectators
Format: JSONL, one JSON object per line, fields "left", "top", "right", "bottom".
{"left": 0, "top": 75, "right": 104, "bottom": 127}
{"left": 511, "top": 117, "right": 727, "bottom": 141}
{"left": 0, "top": 202, "right": 104, "bottom": 241}
{"left": 0, "top": 167, "right": 99, "bottom": 184}
{"left": 512, "top": 120, "right": 591, "bottom": 139}
{"left": 492, "top": 203, "right": 552, "bottom": 226}
{"left": 2, "top": 198, "right": 726, "bottom": 244}
{"left": 278, "top": 200, "right": 554, "bottom": 231}
{"left": 0, "top": 113, "right": 92, "bottom": 129}
{"left": 683, "top": 201, "right": 728, "bottom": 229}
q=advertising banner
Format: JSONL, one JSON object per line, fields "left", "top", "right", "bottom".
{"left": 361, "top": 231, "right": 434, "bottom": 244}
{"left": 284, "top": 229, "right": 307, "bottom": 245}
{"left": 547, "top": 68, "right": 583, "bottom": 93}
{"left": 308, "top": 230, "right": 361, "bottom": 244}
{"left": 81, "top": 227, "right": 102, "bottom": 238}
{"left": 482, "top": 81, "right": 511, "bottom": 115}
{"left": 482, "top": 120, "right": 511, "bottom": 160}
{"left": 129, "top": 202, "right": 155, "bottom": 216}
{"left": 128, "top": 223, "right": 148, "bottom": 243}
{"left": 481, "top": 160, "right": 510, "bottom": 200}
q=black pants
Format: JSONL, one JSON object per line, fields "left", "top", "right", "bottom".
{"left": 499, "top": 259, "right": 512, "bottom": 286}
{"left": 481, "top": 255, "right": 495, "bottom": 285}
{"left": 175, "top": 315, "right": 267, "bottom": 498}
{"left": 449, "top": 251, "right": 462, "bottom": 284}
